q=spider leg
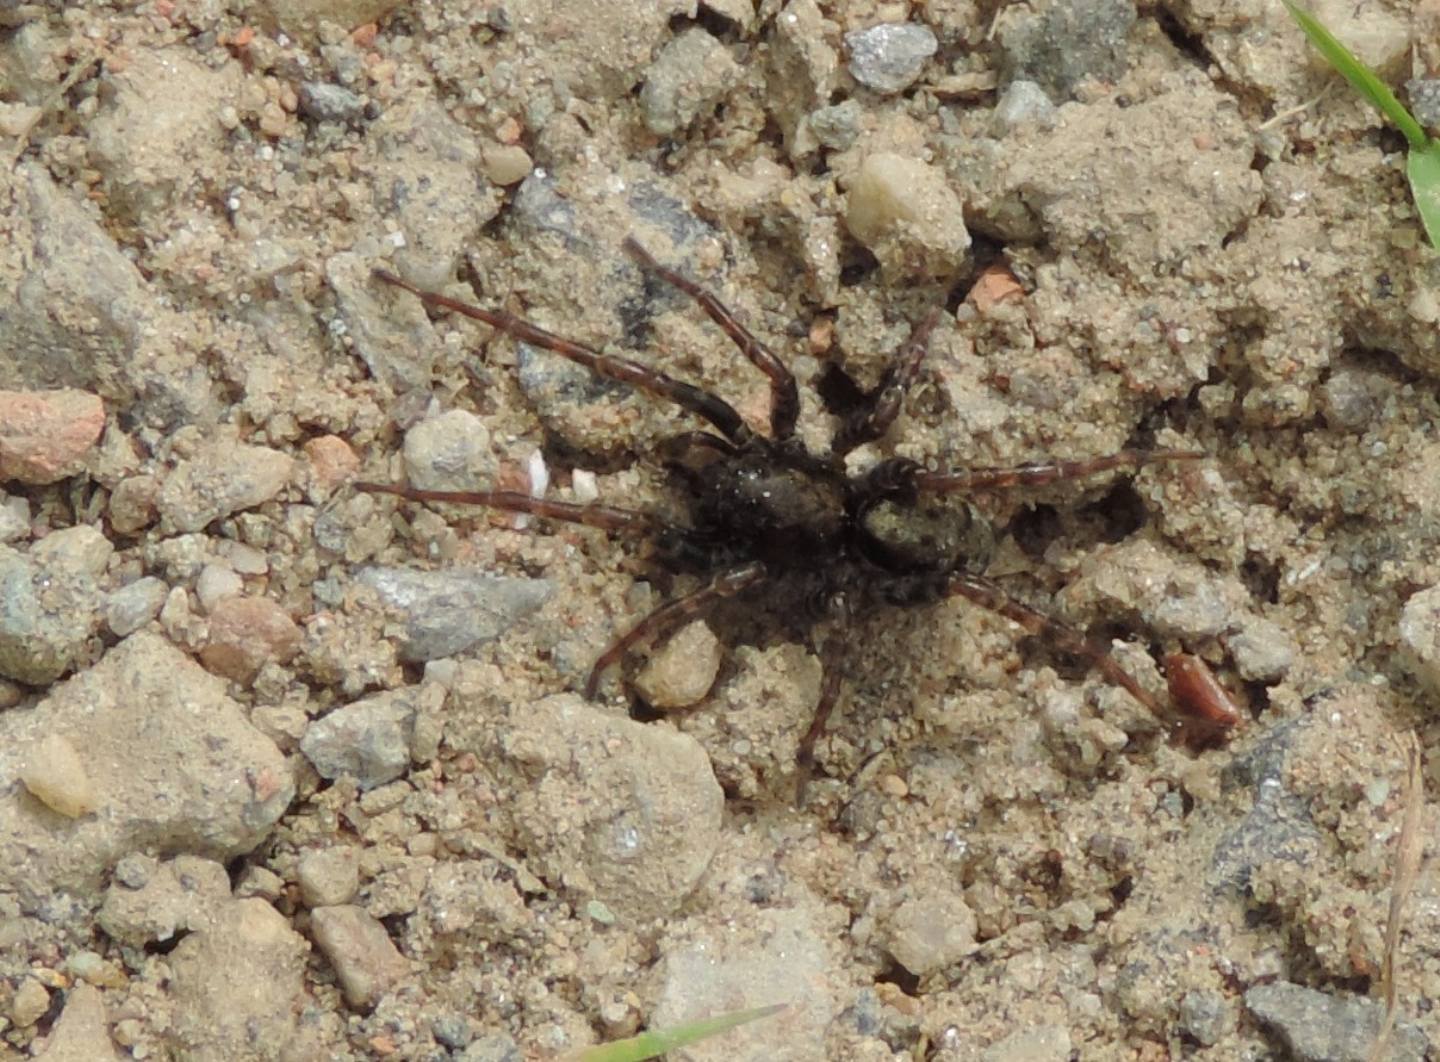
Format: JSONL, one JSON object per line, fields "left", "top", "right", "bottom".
{"left": 585, "top": 561, "right": 766, "bottom": 699}
{"left": 372, "top": 268, "right": 754, "bottom": 447}
{"left": 915, "top": 448, "right": 1204, "bottom": 493}
{"left": 796, "top": 639, "right": 846, "bottom": 791}
{"left": 946, "top": 572, "right": 1174, "bottom": 728}
{"left": 834, "top": 308, "right": 943, "bottom": 454}
{"left": 623, "top": 238, "right": 800, "bottom": 441}
{"left": 354, "top": 481, "right": 659, "bottom": 535}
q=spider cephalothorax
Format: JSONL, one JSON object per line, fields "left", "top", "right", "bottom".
{"left": 357, "top": 238, "right": 1206, "bottom": 779}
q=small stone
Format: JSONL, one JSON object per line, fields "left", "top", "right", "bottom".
{"left": 845, "top": 23, "right": 938, "bottom": 94}
{"left": 640, "top": 27, "right": 741, "bottom": 136}
{"left": 10, "top": 976, "right": 49, "bottom": 1026}
{"left": 1228, "top": 616, "right": 1296, "bottom": 683}
{"left": 97, "top": 855, "right": 230, "bottom": 947}
{"left": 995, "top": 0, "right": 1136, "bottom": 99}
{"left": 990, "top": 78, "right": 1055, "bottom": 135}
{"left": 298, "top": 81, "right": 365, "bottom": 123}
{"left": 104, "top": 576, "right": 168, "bottom": 637}
{"left": 885, "top": 892, "right": 978, "bottom": 976}
{"left": 195, "top": 564, "right": 243, "bottom": 613}
{"left": 310, "top": 904, "right": 411, "bottom": 1010}
{"left": 402, "top": 409, "right": 493, "bottom": 492}
{"left": 980, "top": 1025, "right": 1072, "bottom": 1062}
{"left": 20, "top": 733, "right": 97, "bottom": 818}
{"left": 297, "top": 847, "right": 361, "bottom": 908}
{"left": 357, "top": 566, "right": 552, "bottom": 662}
{"left": 1400, "top": 585, "right": 1440, "bottom": 695}
{"left": 845, "top": 152, "right": 970, "bottom": 277}
{"left": 1245, "top": 981, "right": 1427, "bottom": 1062}
{"left": 108, "top": 474, "right": 160, "bottom": 535}
{"left": 481, "top": 144, "right": 534, "bottom": 186}
{"left": 634, "top": 620, "right": 722, "bottom": 709}
{"left": 0, "top": 492, "right": 29, "bottom": 541}
{"left": 1179, "top": 989, "right": 1231, "bottom": 1048}
{"left": 200, "top": 595, "right": 302, "bottom": 683}
{"left": 0, "top": 540, "right": 106, "bottom": 684}
{"left": 35, "top": 982, "right": 118, "bottom": 1061}
{"left": 0, "top": 389, "right": 105, "bottom": 485}
{"left": 304, "top": 434, "right": 360, "bottom": 494}
{"left": 809, "top": 100, "right": 863, "bottom": 150}
{"left": 300, "top": 685, "right": 432, "bottom": 789}
{"left": 159, "top": 441, "right": 294, "bottom": 533}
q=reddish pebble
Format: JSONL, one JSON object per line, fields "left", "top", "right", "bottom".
{"left": 0, "top": 389, "right": 105, "bottom": 485}
{"left": 201, "top": 596, "right": 301, "bottom": 684}
{"left": 304, "top": 435, "right": 360, "bottom": 493}
{"left": 1164, "top": 652, "right": 1242, "bottom": 741}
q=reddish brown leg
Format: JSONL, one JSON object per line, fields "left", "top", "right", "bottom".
{"left": 354, "top": 481, "right": 660, "bottom": 535}
{"left": 833, "top": 309, "right": 943, "bottom": 454}
{"left": 585, "top": 561, "right": 766, "bottom": 699}
{"left": 373, "top": 268, "right": 754, "bottom": 446}
{"left": 623, "top": 238, "right": 800, "bottom": 440}
{"left": 947, "top": 573, "right": 1175, "bottom": 728}
{"left": 795, "top": 640, "right": 846, "bottom": 803}
{"left": 916, "top": 448, "right": 1203, "bottom": 493}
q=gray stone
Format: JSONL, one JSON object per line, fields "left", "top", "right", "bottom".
{"left": 104, "top": 576, "right": 168, "bottom": 637}
{"left": 1228, "top": 616, "right": 1296, "bottom": 683}
{"left": 990, "top": 79, "right": 1056, "bottom": 135}
{"left": 402, "top": 408, "right": 494, "bottom": 492}
{"left": 809, "top": 100, "right": 863, "bottom": 150}
{"left": 845, "top": 23, "right": 938, "bottom": 94}
{"left": 357, "top": 565, "right": 552, "bottom": 662}
{"left": 299, "top": 81, "right": 365, "bottom": 123}
{"left": 1179, "top": 989, "right": 1231, "bottom": 1048}
{"left": 300, "top": 685, "right": 434, "bottom": 789}
{"left": 158, "top": 441, "right": 294, "bottom": 533}
{"left": 996, "top": 0, "right": 1136, "bottom": 99}
{"left": 1245, "top": 981, "right": 1426, "bottom": 1062}
{"left": 1399, "top": 584, "right": 1440, "bottom": 695}
{"left": 0, "top": 534, "right": 107, "bottom": 685}
{"left": 640, "top": 28, "right": 741, "bottom": 136}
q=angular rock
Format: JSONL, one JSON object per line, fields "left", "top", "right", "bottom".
{"left": 310, "top": 903, "right": 410, "bottom": 1009}
{"left": 0, "top": 389, "right": 105, "bottom": 485}
{"left": 159, "top": 441, "right": 294, "bottom": 533}
{"left": 356, "top": 566, "right": 552, "bottom": 662}
{"left": 200, "top": 595, "right": 302, "bottom": 684}
{"left": 35, "top": 983, "right": 118, "bottom": 1062}
{"left": 641, "top": 28, "right": 741, "bottom": 136}
{"left": 846, "top": 152, "right": 970, "bottom": 278}
{"left": 1245, "top": 981, "right": 1426, "bottom": 1062}
{"left": 0, "top": 528, "right": 109, "bottom": 685}
{"left": 845, "top": 23, "right": 937, "bottom": 94}
{"left": 97, "top": 855, "right": 231, "bottom": 947}
{"left": 104, "top": 576, "right": 168, "bottom": 637}
{"left": 301, "top": 684, "right": 439, "bottom": 789}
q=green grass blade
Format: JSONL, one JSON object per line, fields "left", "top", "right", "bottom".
{"left": 1408, "top": 143, "right": 1440, "bottom": 249}
{"left": 1281, "top": 0, "right": 1427, "bottom": 150}
{"left": 571, "top": 1004, "right": 788, "bottom": 1062}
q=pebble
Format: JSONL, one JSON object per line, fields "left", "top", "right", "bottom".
{"left": 808, "top": 99, "right": 863, "bottom": 150}
{"left": 0, "top": 530, "right": 109, "bottom": 685}
{"left": 108, "top": 474, "right": 160, "bottom": 535}
{"left": 310, "top": 904, "right": 411, "bottom": 1010}
{"left": 845, "top": 152, "right": 970, "bottom": 277}
{"left": 0, "top": 389, "right": 105, "bottom": 485}
{"left": 1227, "top": 616, "right": 1296, "bottom": 683}
{"left": 0, "top": 632, "right": 293, "bottom": 900}
{"left": 304, "top": 434, "right": 361, "bottom": 495}
{"left": 481, "top": 144, "right": 534, "bottom": 186}
{"left": 298, "top": 846, "right": 361, "bottom": 907}
{"left": 158, "top": 441, "right": 294, "bottom": 533}
{"left": 299, "top": 81, "right": 365, "bottom": 123}
{"left": 885, "top": 892, "right": 979, "bottom": 976}
{"left": 1399, "top": 584, "right": 1440, "bottom": 695}
{"left": 634, "top": 620, "right": 722, "bottom": 709}
{"left": 104, "top": 576, "right": 168, "bottom": 637}
{"left": 0, "top": 492, "right": 28, "bottom": 541}
{"left": 300, "top": 684, "right": 436, "bottom": 789}
{"left": 10, "top": 976, "right": 49, "bottom": 1026}
{"left": 357, "top": 566, "right": 552, "bottom": 662}
{"left": 1244, "top": 981, "right": 1426, "bottom": 1062}
{"left": 35, "top": 983, "right": 117, "bottom": 1062}
{"left": 640, "top": 27, "right": 741, "bottom": 136}
{"left": 979, "top": 1025, "right": 1073, "bottom": 1062}
{"left": 990, "top": 78, "right": 1056, "bottom": 135}
{"left": 97, "top": 855, "right": 230, "bottom": 947}
{"left": 402, "top": 408, "right": 493, "bottom": 492}
{"left": 167, "top": 898, "right": 311, "bottom": 1059}
{"left": 845, "top": 23, "right": 938, "bottom": 94}
{"left": 19, "top": 733, "right": 97, "bottom": 818}
{"left": 200, "top": 595, "right": 302, "bottom": 684}
{"left": 995, "top": 0, "right": 1136, "bottom": 99}
{"left": 1179, "top": 989, "right": 1232, "bottom": 1048}
{"left": 498, "top": 693, "right": 722, "bottom": 918}
{"left": 195, "top": 563, "right": 243, "bottom": 613}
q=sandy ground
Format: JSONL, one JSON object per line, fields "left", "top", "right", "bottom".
{"left": 1, "top": 0, "right": 1440, "bottom": 1059}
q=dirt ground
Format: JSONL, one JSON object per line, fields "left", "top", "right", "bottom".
{"left": 2, "top": 0, "right": 1440, "bottom": 1059}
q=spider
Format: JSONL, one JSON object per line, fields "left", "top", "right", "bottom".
{"left": 356, "top": 238, "right": 1209, "bottom": 784}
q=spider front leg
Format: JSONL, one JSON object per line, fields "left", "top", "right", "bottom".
{"left": 372, "top": 268, "right": 755, "bottom": 447}
{"left": 585, "top": 561, "right": 766, "bottom": 699}
{"left": 353, "top": 481, "right": 661, "bottom": 535}
{"left": 914, "top": 448, "right": 1204, "bottom": 493}
{"left": 947, "top": 573, "right": 1174, "bottom": 728}
{"left": 623, "top": 238, "right": 800, "bottom": 441}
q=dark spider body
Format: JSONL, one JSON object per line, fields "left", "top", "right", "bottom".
{"left": 358, "top": 239, "right": 1211, "bottom": 779}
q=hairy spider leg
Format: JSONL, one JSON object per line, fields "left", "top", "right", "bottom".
{"left": 585, "top": 561, "right": 767, "bottom": 699}
{"left": 372, "top": 268, "right": 754, "bottom": 447}
{"left": 833, "top": 308, "right": 943, "bottom": 455}
{"left": 353, "top": 482, "right": 662, "bottom": 535}
{"left": 915, "top": 448, "right": 1204, "bottom": 493}
{"left": 796, "top": 637, "right": 847, "bottom": 791}
{"left": 623, "top": 238, "right": 801, "bottom": 441}
{"left": 946, "top": 573, "right": 1173, "bottom": 727}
